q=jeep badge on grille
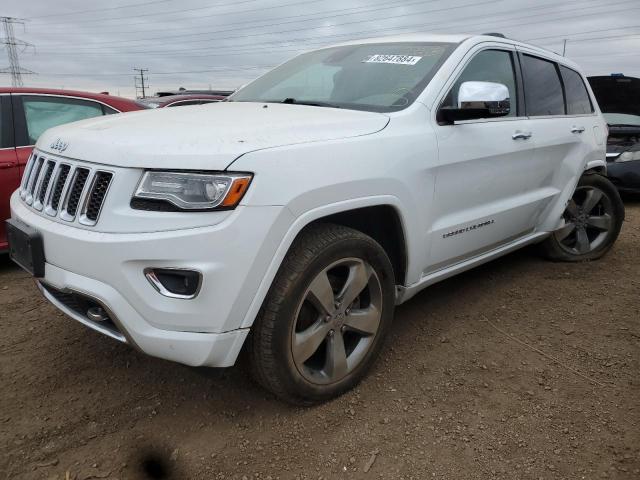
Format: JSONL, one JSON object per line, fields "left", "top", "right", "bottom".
{"left": 50, "top": 138, "right": 69, "bottom": 152}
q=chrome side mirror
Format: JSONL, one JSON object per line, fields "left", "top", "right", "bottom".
{"left": 440, "top": 81, "right": 511, "bottom": 123}
{"left": 458, "top": 81, "right": 510, "bottom": 115}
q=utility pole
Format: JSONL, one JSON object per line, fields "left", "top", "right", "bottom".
{"left": 0, "top": 16, "right": 35, "bottom": 87}
{"left": 133, "top": 67, "right": 149, "bottom": 98}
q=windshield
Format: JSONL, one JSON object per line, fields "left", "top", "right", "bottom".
{"left": 603, "top": 113, "right": 640, "bottom": 127}
{"left": 229, "top": 42, "right": 456, "bottom": 113}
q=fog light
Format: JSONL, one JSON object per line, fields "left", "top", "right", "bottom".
{"left": 87, "top": 306, "right": 109, "bottom": 322}
{"left": 144, "top": 268, "right": 202, "bottom": 299}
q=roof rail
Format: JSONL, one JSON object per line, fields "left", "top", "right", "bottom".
{"left": 483, "top": 32, "right": 506, "bottom": 38}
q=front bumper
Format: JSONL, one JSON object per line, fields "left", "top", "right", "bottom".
{"left": 10, "top": 191, "right": 291, "bottom": 367}
{"left": 36, "top": 266, "right": 249, "bottom": 367}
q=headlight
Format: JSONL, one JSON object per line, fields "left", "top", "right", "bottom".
{"left": 618, "top": 150, "right": 640, "bottom": 162}
{"left": 132, "top": 171, "right": 252, "bottom": 211}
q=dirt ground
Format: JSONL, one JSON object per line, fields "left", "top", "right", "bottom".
{"left": 1, "top": 201, "right": 638, "bottom": 480}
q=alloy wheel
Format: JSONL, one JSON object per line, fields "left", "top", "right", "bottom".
{"left": 291, "top": 257, "right": 383, "bottom": 385}
{"left": 555, "top": 185, "right": 614, "bottom": 255}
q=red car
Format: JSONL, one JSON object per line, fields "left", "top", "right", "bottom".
{"left": 135, "top": 93, "right": 226, "bottom": 108}
{"left": 0, "top": 88, "right": 144, "bottom": 252}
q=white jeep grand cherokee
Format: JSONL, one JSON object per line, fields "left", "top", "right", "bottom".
{"left": 7, "top": 34, "right": 624, "bottom": 404}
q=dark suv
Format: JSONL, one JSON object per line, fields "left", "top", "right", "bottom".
{"left": 588, "top": 75, "right": 640, "bottom": 194}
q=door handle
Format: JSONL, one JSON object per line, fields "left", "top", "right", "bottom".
{"left": 571, "top": 126, "right": 585, "bottom": 134}
{"left": 0, "top": 162, "right": 16, "bottom": 169}
{"left": 512, "top": 131, "right": 532, "bottom": 140}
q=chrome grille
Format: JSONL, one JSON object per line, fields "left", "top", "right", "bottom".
{"left": 19, "top": 152, "right": 113, "bottom": 226}
{"left": 25, "top": 156, "right": 45, "bottom": 205}
{"left": 34, "top": 161, "right": 55, "bottom": 210}
{"left": 19, "top": 154, "right": 37, "bottom": 193}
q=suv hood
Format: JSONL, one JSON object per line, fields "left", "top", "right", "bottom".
{"left": 36, "top": 102, "right": 389, "bottom": 170}
{"left": 588, "top": 75, "right": 640, "bottom": 118}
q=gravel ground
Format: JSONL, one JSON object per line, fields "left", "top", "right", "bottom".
{"left": 1, "top": 200, "right": 638, "bottom": 480}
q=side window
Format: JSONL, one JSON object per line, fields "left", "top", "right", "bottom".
{"left": 441, "top": 49, "right": 518, "bottom": 117}
{"left": 0, "top": 96, "right": 13, "bottom": 148}
{"left": 21, "top": 96, "right": 104, "bottom": 144}
{"left": 0, "top": 97, "right": 5, "bottom": 148}
{"left": 560, "top": 66, "right": 593, "bottom": 115}
{"left": 521, "top": 55, "right": 565, "bottom": 116}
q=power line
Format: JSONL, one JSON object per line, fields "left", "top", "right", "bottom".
{"left": 534, "top": 31, "right": 640, "bottom": 45}
{"left": 29, "top": 0, "right": 618, "bottom": 39}
{"left": 0, "top": 16, "right": 35, "bottom": 87}
{"left": 30, "top": 0, "right": 623, "bottom": 54}
{"left": 34, "top": 0, "right": 639, "bottom": 57}
{"left": 572, "top": 51, "right": 640, "bottom": 58}
{"left": 31, "top": 0, "right": 324, "bottom": 26}
{"left": 40, "top": 65, "right": 274, "bottom": 76}
{"left": 39, "top": 0, "right": 424, "bottom": 38}
{"left": 525, "top": 24, "right": 640, "bottom": 42}
{"left": 29, "top": 0, "right": 174, "bottom": 19}
{"left": 43, "top": 0, "right": 434, "bottom": 46}
{"left": 55, "top": 0, "right": 577, "bottom": 52}
{"left": 35, "top": 0, "right": 627, "bottom": 56}
{"left": 278, "top": 0, "right": 638, "bottom": 52}
{"left": 33, "top": 0, "right": 507, "bottom": 54}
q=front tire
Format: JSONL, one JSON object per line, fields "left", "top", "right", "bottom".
{"left": 248, "top": 224, "right": 396, "bottom": 405}
{"left": 541, "top": 173, "right": 624, "bottom": 261}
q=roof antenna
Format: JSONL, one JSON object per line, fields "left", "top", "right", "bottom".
{"left": 483, "top": 32, "right": 506, "bottom": 38}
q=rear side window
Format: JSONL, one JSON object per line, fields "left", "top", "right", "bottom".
{"left": 521, "top": 54, "right": 565, "bottom": 116}
{"left": 560, "top": 66, "right": 593, "bottom": 115}
{"left": 21, "top": 96, "right": 104, "bottom": 144}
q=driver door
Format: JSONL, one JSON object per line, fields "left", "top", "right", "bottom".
{"left": 428, "top": 47, "right": 540, "bottom": 272}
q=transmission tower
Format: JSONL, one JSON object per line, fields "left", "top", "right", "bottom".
{"left": 133, "top": 67, "right": 149, "bottom": 98}
{"left": 0, "top": 17, "right": 34, "bottom": 87}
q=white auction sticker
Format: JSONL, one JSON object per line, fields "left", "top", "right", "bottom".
{"left": 363, "top": 54, "right": 422, "bottom": 65}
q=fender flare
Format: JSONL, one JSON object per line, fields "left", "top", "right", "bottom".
{"left": 584, "top": 159, "right": 607, "bottom": 175}
{"left": 238, "top": 195, "right": 406, "bottom": 329}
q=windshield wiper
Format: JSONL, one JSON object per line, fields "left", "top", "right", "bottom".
{"left": 281, "top": 98, "right": 341, "bottom": 109}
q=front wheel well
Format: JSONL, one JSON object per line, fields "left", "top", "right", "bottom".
{"left": 584, "top": 166, "right": 606, "bottom": 175}
{"left": 304, "top": 205, "right": 408, "bottom": 286}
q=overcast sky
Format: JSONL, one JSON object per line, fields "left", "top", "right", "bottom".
{"left": 3, "top": 0, "right": 639, "bottom": 98}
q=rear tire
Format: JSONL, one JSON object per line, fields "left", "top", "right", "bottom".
{"left": 541, "top": 173, "right": 624, "bottom": 262}
{"left": 248, "top": 223, "right": 395, "bottom": 405}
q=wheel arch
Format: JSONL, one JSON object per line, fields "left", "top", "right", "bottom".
{"left": 538, "top": 160, "right": 608, "bottom": 233}
{"left": 584, "top": 159, "right": 607, "bottom": 175}
{"left": 305, "top": 204, "right": 408, "bottom": 287}
{"left": 238, "top": 196, "right": 410, "bottom": 330}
